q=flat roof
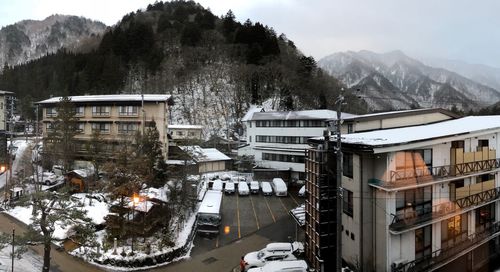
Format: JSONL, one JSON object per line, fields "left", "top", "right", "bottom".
{"left": 250, "top": 109, "right": 356, "bottom": 121}
{"left": 336, "top": 116, "right": 500, "bottom": 147}
{"left": 37, "top": 94, "right": 173, "bottom": 104}
{"left": 198, "top": 190, "right": 223, "bottom": 214}
{"left": 341, "top": 108, "right": 459, "bottom": 122}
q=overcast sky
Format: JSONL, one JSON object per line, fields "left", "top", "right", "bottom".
{"left": 0, "top": 0, "right": 499, "bottom": 68}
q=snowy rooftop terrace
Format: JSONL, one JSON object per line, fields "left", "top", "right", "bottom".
{"left": 169, "top": 124, "right": 203, "bottom": 129}
{"left": 251, "top": 109, "right": 356, "bottom": 121}
{"left": 333, "top": 116, "right": 500, "bottom": 148}
{"left": 180, "top": 146, "right": 231, "bottom": 162}
{"left": 37, "top": 94, "right": 173, "bottom": 104}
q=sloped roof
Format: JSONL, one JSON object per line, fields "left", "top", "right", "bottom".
{"left": 180, "top": 146, "right": 231, "bottom": 162}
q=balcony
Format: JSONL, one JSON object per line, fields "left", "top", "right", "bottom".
{"left": 393, "top": 221, "right": 500, "bottom": 272}
{"left": 390, "top": 186, "right": 500, "bottom": 232}
{"left": 369, "top": 158, "right": 500, "bottom": 190}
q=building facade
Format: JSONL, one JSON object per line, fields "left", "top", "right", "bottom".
{"left": 305, "top": 116, "right": 500, "bottom": 272}
{"left": 37, "top": 94, "right": 174, "bottom": 159}
{"left": 168, "top": 124, "right": 203, "bottom": 143}
{"left": 239, "top": 109, "right": 356, "bottom": 182}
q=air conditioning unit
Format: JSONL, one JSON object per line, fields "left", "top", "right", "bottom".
{"left": 391, "top": 259, "right": 406, "bottom": 270}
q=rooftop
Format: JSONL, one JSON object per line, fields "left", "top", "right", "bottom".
{"left": 37, "top": 94, "right": 173, "bottom": 104}
{"left": 179, "top": 146, "right": 231, "bottom": 162}
{"left": 340, "top": 108, "right": 458, "bottom": 122}
{"left": 251, "top": 109, "right": 356, "bottom": 121}
{"left": 337, "top": 116, "right": 500, "bottom": 148}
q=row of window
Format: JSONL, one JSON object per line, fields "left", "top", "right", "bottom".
{"left": 262, "top": 152, "right": 305, "bottom": 163}
{"left": 46, "top": 106, "right": 141, "bottom": 117}
{"left": 46, "top": 122, "right": 139, "bottom": 134}
{"left": 254, "top": 120, "right": 326, "bottom": 128}
{"left": 256, "top": 135, "right": 313, "bottom": 144}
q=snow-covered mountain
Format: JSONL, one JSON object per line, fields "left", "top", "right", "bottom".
{"left": 421, "top": 57, "right": 500, "bottom": 91}
{"left": 318, "top": 50, "right": 500, "bottom": 111}
{"left": 0, "top": 15, "right": 106, "bottom": 67}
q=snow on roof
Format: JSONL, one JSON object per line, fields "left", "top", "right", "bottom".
{"left": 341, "top": 108, "right": 457, "bottom": 121}
{"left": 251, "top": 109, "right": 356, "bottom": 121}
{"left": 242, "top": 105, "right": 264, "bottom": 121}
{"left": 180, "top": 146, "right": 231, "bottom": 162}
{"left": 168, "top": 124, "right": 204, "bottom": 129}
{"left": 37, "top": 94, "right": 172, "bottom": 104}
{"left": 140, "top": 187, "right": 169, "bottom": 202}
{"left": 198, "top": 190, "right": 222, "bottom": 214}
{"left": 340, "top": 116, "right": 500, "bottom": 147}
{"left": 68, "top": 169, "right": 89, "bottom": 178}
{"left": 128, "top": 199, "right": 155, "bottom": 213}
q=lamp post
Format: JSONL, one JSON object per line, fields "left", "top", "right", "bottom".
{"left": 131, "top": 194, "right": 140, "bottom": 255}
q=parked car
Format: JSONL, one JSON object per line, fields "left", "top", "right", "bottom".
{"left": 247, "top": 260, "right": 308, "bottom": 272}
{"left": 221, "top": 173, "right": 231, "bottom": 181}
{"left": 28, "top": 172, "right": 60, "bottom": 186}
{"left": 244, "top": 242, "right": 303, "bottom": 269}
{"left": 224, "top": 182, "right": 235, "bottom": 194}
{"left": 272, "top": 178, "right": 288, "bottom": 196}
{"left": 212, "top": 179, "right": 223, "bottom": 191}
{"left": 250, "top": 181, "right": 260, "bottom": 194}
{"left": 298, "top": 185, "right": 305, "bottom": 197}
{"left": 261, "top": 182, "right": 273, "bottom": 196}
{"left": 238, "top": 181, "right": 250, "bottom": 196}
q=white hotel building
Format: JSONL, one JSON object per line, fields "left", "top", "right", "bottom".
{"left": 239, "top": 109, "right": 355, "bottom": 182}
{"left": 306, "top": 115, "right": 500, "bottom": 272}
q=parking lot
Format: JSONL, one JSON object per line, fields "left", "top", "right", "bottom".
{"left": 192, "top": 183, "right": 304, "bottom": 255}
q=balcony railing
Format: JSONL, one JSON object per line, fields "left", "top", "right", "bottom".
{"left": 371, "top": 158, "right": 500, "bottom": 189}
{"left": 390, "top": 187, "right": 500, "bottom": 232}
{"left": 393, "top": 221, "right": 500, "bottom": 272}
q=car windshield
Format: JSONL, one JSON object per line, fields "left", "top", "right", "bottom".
{"left": 198, "top": 214, "right": 221, "bottom": 225}
{"left": 257, "top": 250, "right": 265, "bottom": 259}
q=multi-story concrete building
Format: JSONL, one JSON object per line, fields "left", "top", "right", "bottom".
{"left": 239, "top": 109, "right": 356, "bottom": 182}
{"left": 168, "top": 124, "right": 203, "bottom": 143}
{"left": 37, "top": 94, "right": 174, "bottom": 159}
{"left": 305, "top": 115, "right": 500, "bottom": 272}
{"left": 0, "top": 90, "right": 15, "bottom": 131}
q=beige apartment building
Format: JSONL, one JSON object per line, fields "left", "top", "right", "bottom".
{"left": 37, "top": 94, "right": 174, "bottom": 159}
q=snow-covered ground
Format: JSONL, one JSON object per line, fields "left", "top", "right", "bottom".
{"left": 0, "top": 246, "right": 43, "bottom": 272}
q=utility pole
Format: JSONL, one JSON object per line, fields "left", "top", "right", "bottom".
{"left": 12, "top": 228, "right": 15, "bottom": 272}
{"left": 335, "top": 89, "right": 344, "bottom": 272}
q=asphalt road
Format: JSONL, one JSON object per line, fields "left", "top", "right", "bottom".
{"left": 191, "top": 186, "right": 304, "bottom": 256}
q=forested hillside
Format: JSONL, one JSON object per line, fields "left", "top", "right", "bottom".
{"left": 0, "top": 0, "right": 367, "bottom": 138}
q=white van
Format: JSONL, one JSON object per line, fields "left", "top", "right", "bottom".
{"left": 238, "top": 181, "right": 250, "bottom": 196}
{"left": 212, "top": 179, "right": 223, "bottom": 191}
{"left": 272, "top": 178, "right": 287, "bottom": 196}
{"left": 247, "top": 260, "right": 308, "bottom": 272}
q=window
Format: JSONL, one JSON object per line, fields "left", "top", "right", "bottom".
{"left": 46, "top": 123, "right": 54, "bottom": 132}
{"left": 477, "top": 174, "right": 494, "bottom": 183}
{"left": 476, "top": 203, "right": 495, "bottom": 228}
{"left": 92, "top": 106, "right": 110, "bottom": 116}
{"left": 415, "top": 225, "right": 432, "bottom": 259}
{"left": 347, "top": 123, "right": 353, "bottom": 133}
{"left": 452, "top": 179, "right": 464, "bottom": 188}
{"left": 396, "top": 186, "right": 432, "bottom": 219}
{"left": 91, "top": 123, "right": 110, "bottom": 133}
{"left": 177, "top": 131, "right": 184, "bottom": 136}
{"left": 74, "top": 106, "right": 84, "bottom": 116}
{"left": 441, "top": 214, "right": 468, "bottom": 249}
{"left": 343, "top": 152, "right": 353, "bottom": 178}
{"left": 343, "top": 190, "right": 353, "bottom": 217}
{"left": 118, "top": 123, "right": 138, "bottom": 134}
{"left": 76, "top": 123, "right": 85, "bottom": 133}
{"left": 451, "top": 140, "right": 464, "bottom": 149}
{"left": 262, "top": 153, "right": 305, "bottom": 163}
{"left": 188, "top": 131, "right": 196, "bottom": 137}
{"left": 46, "top": 107, "right": 57, "bottom": 117}
{"left": 395, "top": 149, "right": 432, "bottom": 177}
{"left": 119, "top": 106, "right": 139, "bottom": 116}
{"left": 477, "top": 139, "right": 489, "bottom": 151}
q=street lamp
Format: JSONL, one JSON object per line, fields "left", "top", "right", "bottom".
{"left": 131, "top": 194, "right": 140, "bottom": 255}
